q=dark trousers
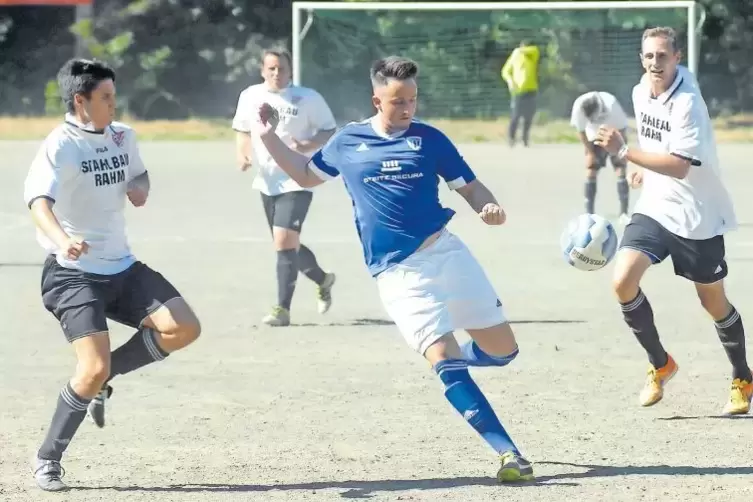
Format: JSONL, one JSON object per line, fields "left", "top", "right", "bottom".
{"left": 509, "top": 91, "right": 537, "bottom": 145}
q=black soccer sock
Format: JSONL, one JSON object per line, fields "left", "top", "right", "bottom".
{"left": 585, "top": 179, "right": 597, "bottom": 214}
{"left": 621, "top": 289, "right": 668, "bottom": 369}
{"left": 37, "top": 383, "right": 90, "bottom": 461}
{"left": 617, "top": 176, "right": 629, "bottom": 214}
{"left": 108, "top": 328, "right": 168, "bottom": 383}
{"left": 714, "top": 306, "right": 752, "bottom": 381}
{"left": 298, "top": 244, "right": 326, "bottom": 285}
{"left": 277, "top": 249, "right": 299, "bottom": 310}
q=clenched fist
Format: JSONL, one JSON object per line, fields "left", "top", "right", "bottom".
{"left": 479, "top": 203, "right": 506, "bottom": 225}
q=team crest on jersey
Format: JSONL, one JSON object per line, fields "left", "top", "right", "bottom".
{"left": 406, "top": 136, "right": 422, "bottom": 151}
{"left": 111, "top": 129, "right": 125, "bottom": 148}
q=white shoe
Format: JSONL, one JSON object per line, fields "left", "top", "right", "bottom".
{"left": 619, "top": 213, "right": 631, "bottom": 225}
{"left": 316, "top": 273, "right": 336, "bottom": 314}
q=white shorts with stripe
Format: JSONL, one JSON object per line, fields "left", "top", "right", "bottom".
{"left": 376, "top": 229, "right": 506, "bottom": 355}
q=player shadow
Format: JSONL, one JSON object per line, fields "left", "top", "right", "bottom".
{"left": 74, "top": 475, "right": 578, "bottom": 496}
{"left": 276, "top": 319, "right": 585, "bottom": 328}
{"left": 533, "top": 460, "right": 753, "bottom": 483}
{"left": 657, "top": 414, "right": 753, "bottom": 421}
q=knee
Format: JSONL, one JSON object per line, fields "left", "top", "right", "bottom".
{"left": 273, "top": 228, "right": 300, "bottom": 251}
{"left": 697, "top": 288, "right": 730, "bottom": 319}
{"left": 77, "top": 358, "right": 110, "bottom": 390}
{"left": 176, "top": 316, "right": 201, "bottom": 345}
{"left": 612, "top": 271, "right": 639, "bottom": 303}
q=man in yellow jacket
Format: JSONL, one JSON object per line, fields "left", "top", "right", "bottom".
{"left": 501, "top": 41, "right": 539, "bottom": 147}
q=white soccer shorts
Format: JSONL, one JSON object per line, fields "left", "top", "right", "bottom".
{"left": 376, "top": 229, "right": 506, "bottom": 355}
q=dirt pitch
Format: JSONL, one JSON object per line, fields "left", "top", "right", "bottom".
{"left": 1, "top": 140, "right": 752, "bottom": 501}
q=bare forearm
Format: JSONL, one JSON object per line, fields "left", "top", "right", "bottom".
{"left": 236, "top": 131, "right": 251, "bottom": 161}
{"left": 579, "top": 132, "right": 595, "bottom": 153}
{"left": 128, "top": 171, "right": 150, "bottom": 193}
{"left": 460, "top": 180, "right": 498, "bottom": 213}
{"left": 625, "top": 149, "right": 690, "bottom": 179}
{"left": 30, "top": 199, "right": 69, "bottom": 247}
{"left": 297, "top": 129, "right": 335, "bottom": 152}
{"left": 259, "top": 131, "right": 319, "bottom": 187}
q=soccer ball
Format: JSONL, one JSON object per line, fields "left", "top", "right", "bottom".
{"left": 560, "top": 214, "right": 618, "bottom": 271}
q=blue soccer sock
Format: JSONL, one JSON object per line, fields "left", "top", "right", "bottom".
{"left": 460, "top": 340, "right": 519, "bottom": 367}
{"left": 434, "top": 359, "right": 520, "bottom": 455}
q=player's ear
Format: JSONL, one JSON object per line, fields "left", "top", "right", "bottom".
{"left": 372, "top": 95, "right": 381, "bottom": 112}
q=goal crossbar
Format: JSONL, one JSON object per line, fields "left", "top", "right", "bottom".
{"left": 292, "top": 1, "right": 701, "bottom": 89}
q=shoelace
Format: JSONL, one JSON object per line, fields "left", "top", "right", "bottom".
{"left": 36, "top": 460, "right": 65, "bottom": 480}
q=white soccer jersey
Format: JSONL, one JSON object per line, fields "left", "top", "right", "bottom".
{"left": 631, "top": 66, "right": 736, "bottom": 239}
{"left": 23, "top": 114, "right": 146, "bottom": 274}
{"left": 232, "top": 83, "right": 336, "bottom": 196}
{"left": 570, "top": 91, "right": 629, "bottom": 141}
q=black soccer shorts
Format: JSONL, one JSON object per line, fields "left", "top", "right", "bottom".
{"left": 619, "top": 214, "right": 727, "bottom": 284}
{"left": 261, "top": 190, "right": 313, "bottom": 233}
{"left": 40, "top": 256, "right": 182, "bottom": 342}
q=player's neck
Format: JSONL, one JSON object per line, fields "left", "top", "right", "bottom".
{"left": 371, "top": 115, "right": 408, "bottom": 138}
{"left": 65, "top": 112, "right": 105, "bottom": 133}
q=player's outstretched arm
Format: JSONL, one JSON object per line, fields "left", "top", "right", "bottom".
{"left": 456, "top": 180, "right": 506, "bottom": 225}
{"left": 257, "top": 104, "right": 326, "bottom": 188}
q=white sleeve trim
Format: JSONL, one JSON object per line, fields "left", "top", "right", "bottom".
{"left": 308, "top": 159, "right": 335, "bottom": 181}
{"left": 446, "top": 176, "right": 468, "bottom": 190}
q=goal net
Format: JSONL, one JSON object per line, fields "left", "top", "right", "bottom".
{"left": 292, "top": 1, "right": 699, "bottom": 124}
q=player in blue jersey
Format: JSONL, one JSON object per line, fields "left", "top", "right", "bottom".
{"left": 255, "top": 56, "right": 533, "bottom": 482}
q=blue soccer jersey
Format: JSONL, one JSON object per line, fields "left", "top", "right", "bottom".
{"left": 309, "top": 118, "right": 476, "bottom": 276}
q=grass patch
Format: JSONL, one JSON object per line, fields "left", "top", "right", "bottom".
{"left": 2, "top": 114, "right": 753, "bottom": 143}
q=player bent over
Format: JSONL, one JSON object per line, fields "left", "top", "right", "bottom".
{"left": 570, "top": 91, "right": 631, "bottom": 223}
{"left": 256, "top": 56, "right": 533, "bottom": 481}
{"left": 24, "top": 59, "right": 201, "bottom": 491}
{"left": 596, "top": 27, "right": 751, "bottom": 414}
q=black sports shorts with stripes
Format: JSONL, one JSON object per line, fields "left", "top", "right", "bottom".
{"left": 619, "top": 213, "right": 727, "bottom": 284}
{"left": 261, "top": 190, "right": 313, "bottom": 232}
{"left": 40, "top": 256, "right": 182, "bottom": 342}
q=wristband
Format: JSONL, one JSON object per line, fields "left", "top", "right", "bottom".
{"left": 617, "top": 144, "right": 629, "bottom": 160}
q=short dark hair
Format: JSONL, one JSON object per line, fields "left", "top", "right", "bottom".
{"left": 370, "top": 56, "right": 418, "bottom": 87}
{"left": 581, "top": 93, "right": 602, "bottom": 120}
{"left": 642, "top": 26, "right": 678, "bottom": 52}
{"left": 57, "top": 58, "right": 115, "bottom": 113}
{"left": 261, "top": 49, "right": 292, "bottom": 67}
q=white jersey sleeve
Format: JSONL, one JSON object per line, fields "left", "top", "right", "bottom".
{"left": 570, "top": 94, "right": 588, "bottom": 132}
{"left": 126, "top": 129, "right": 147, "bottom": 180}
{"left": 668, "top": 94, "right": 703, "bottom": 166}
{"left": 232, "top": 88, "right": 253, "bottom": 133}
{"left": 610, "top": 98, "right": 629, "bottom": 132}
{"left": 306, "top": 91, "right": 337, "bottom": 132}
{"left": 23, "top": 134, "right": 73, "bottom": 207}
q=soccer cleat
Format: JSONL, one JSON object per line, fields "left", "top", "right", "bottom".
{"left": 262, "top": 306, "right": 290, "bottom": 327}
{"left": 639, "top": 354, "right": 678, "bottom": 407}
{"left": 316, "top": 272, "right": 336, "bottom": 314}
{"left": 722, "top": 377, "right": 753, "bottom": 415}
{"left": 497, "top": 450, "right": 534, "bottom": 482}
{"left": 88, "top": 385, "right": 113, "bottom": 428}
{"left": 33, "top": 457, "right": 68, "bottom": 492}
{"left": 619, "top": 213, "right": 631, "bottom": 225}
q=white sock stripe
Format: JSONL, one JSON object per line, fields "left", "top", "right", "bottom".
{"left": 142, "top": 328, "right": 165, "bottom": 361}
{"left": 437, "top": 364, "right": 469, "bottom": 376}
{"left": 716, "top": 310, "right": 741, "bottom": 329}
{"left": 621, "top": 291, "right": 646, "bottom": 312}
{"left": 61, "top": 386, "right": 89, "bottom": 411}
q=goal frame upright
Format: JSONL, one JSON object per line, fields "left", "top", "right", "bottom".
{"left": 291, "top": 0, "right": 703, "bottom": 87}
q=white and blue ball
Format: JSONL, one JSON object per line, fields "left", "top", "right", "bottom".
{"left": 560, "top": 214, "right": 618, "bottom": 271}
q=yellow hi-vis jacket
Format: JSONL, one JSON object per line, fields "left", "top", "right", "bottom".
{"left": 501, "top": 45, "right": 540, "bottom": 95}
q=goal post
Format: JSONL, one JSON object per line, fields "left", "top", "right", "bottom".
{"left": 291, "top": 1, "right": 704, "bottom": 122}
